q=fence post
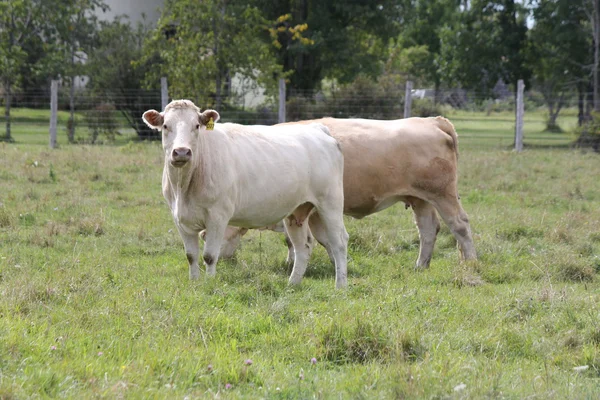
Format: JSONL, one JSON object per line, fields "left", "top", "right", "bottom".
{"left": 49, "top": 80, "right": 58, "bottom": 149}
{"left": 404, "top": 80, "right": 413, "bottom": 119}
{"left": 278, "top": 78, "right": 286, "bottom": 123}
{"left": 161, "top": 77, "right": 169, "bottom": 110}
{"left": 514, "top": 79, "right": 524, "bottom": 152}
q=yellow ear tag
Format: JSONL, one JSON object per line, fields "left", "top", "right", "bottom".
{"left": 206, "top": 117, "right": 214, "bottom": 131}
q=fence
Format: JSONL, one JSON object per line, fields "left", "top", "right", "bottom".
{"left": 0, "top": 78, "right": 580, "bottom": 150}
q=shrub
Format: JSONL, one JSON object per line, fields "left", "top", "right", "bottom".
{"left": 573, "top": 113, "right": 600, "bottom": 152}
{"left": 84, "top": 103, "right": 119, "bottom": 143}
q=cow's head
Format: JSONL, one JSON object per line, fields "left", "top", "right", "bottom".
{"left": 142, "top": 100, "right": 220, "bottom": 168}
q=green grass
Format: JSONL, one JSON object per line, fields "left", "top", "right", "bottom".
{"left": 0, "top": 112, "right": 599, "bottom": 398}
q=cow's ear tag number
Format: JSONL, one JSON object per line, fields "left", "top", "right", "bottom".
{"left": 206, "top": 117, "right": 214, "bottom": 131}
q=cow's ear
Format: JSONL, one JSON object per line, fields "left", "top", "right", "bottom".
{"left": 142, "top": 110, "right": 164, "bottom": 130}
{"left": 199, "top": 109, "right": 220, "bottom": 128}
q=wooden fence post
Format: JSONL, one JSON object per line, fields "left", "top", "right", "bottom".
{"left": 49, "top": 80, "right": 58, "bottom": 149}
{"left": 515, "top": 79, "right": 525, "bottom": 152}
{"left": 161, "top": 77, "right": 169, "bottom": 111}
{"left": 278, "top": 78, "right": 286, "bottom": 123}
{"left": 404, "top": 80, "right": 413, "bottom": 119}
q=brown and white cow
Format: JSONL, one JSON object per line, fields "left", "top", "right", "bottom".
{"left": 203, "top": 116, "right": 476, "bottom": 269}
{"left": 142, "top": 100, "right": 349, "bottom": 288}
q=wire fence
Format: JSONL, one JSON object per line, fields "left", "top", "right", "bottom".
{"left": 1, "top": 82, "right": 582, "bottom": 149}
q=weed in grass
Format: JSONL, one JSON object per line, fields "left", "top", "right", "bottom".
{"left": 556, "top": 259, "right": 595, "bottom": 282}
{"left": 44, "top": 221, "right": 64, "bottom": 237}
{"left": 319, "top": 319, "right": 394, "bottom": 364}
{"left": 589, "top": 329, "right": 600, "bottom": 345}
{"left": 49, "top": 163, "right": 57, "bottom": 182}
{"left": 0, "top": 206, "right": 12, "bottom": 227}
{"left": 396, "top": 332, "right": 427, "bottom": 362}
{"left": 497, "top": 225, "right": 544, "bottom": 241}
{"left": 18, "top": 213, "right": 35, "bottom": 226}
{"left": 590, "top": 232, "right": 600, "bottom": 243}
{"left": 28, "top": 231, "right": 55, "bottom": 248}
{"left": 452, "top": 262, "right": 484, "bottom": 287}
{"left": 78, "top": 217, "right": 104, "bottom": 236}
{"left": 562, "top": 330, "right": 582, "bottom": 349}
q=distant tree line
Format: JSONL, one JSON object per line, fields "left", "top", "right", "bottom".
{"left": 1, "top": 0, "right": 600, "bottom": 145}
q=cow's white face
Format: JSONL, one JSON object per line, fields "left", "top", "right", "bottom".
{"left": 142, "top": 101, "right": 219, "bottom": 168}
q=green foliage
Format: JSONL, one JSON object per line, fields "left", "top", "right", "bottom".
{"left": 526, "top": 0, "right": 589, "bottom": 132}
{"left": 574, "top": 113, "right": 600, "bottom": 152}
{"left": 142, "top": 0, "right": 284, "bottom": 109}
{"left": 86, "top": 17, "right": 160, "bottom": 139}
{"left": 251, "top": 0, "right": 400, "bottom": 92}
{"left": 439, "top": 0, "right": 531, "bottom": 93}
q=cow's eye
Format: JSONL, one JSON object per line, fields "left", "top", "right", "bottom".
{"left": 195, "top": 124, "right": 200, "bottom": 130}
{"left": 163, "top": 124, "right": 168, "bottom": 130}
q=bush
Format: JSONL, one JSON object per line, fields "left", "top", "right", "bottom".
{"left": 411, "top": 98, "right": 450, "bottom": 117}
{"left": 574, "top": 113, "right": 600, "bottom": 152}
{"left": 84, "top": 103, "right": 119, "bottom": 144}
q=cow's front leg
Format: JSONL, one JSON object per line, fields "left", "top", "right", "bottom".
{"left": 201, "top": 219, "right": 228, "bottom": 277}
{"left": 177, "top": 226, "right": 201, "bottom": 280}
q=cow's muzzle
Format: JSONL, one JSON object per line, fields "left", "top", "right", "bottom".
{"left": 171, "top": 147, "right": 192, "bottom": 167}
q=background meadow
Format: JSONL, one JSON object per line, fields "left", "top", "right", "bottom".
{"left": 0, "top": 111, "right": 599, "bottom": 398}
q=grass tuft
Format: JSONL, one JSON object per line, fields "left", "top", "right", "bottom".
{"left": 78, "top": 217, "right": 105, "bottom": 236}
{"left": 319, "top": 319, "right": 394, "bottom": 364}
{"left": 0, "top": 206, "right": 12, "bottom": 227}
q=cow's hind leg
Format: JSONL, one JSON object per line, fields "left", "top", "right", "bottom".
{"left": 311, "top": 208, "right": 349, "bottom": 289}
{"left": 285, "top": 216, "right": 312, "bottom": 285}
{"left": 411, "top": 197, "right": 441, "bottom": 269}
{"left": 284, "top": 228, "right": 315, "bottom": 266}
{"left": 431, "top": 195, "right": 476, "bottom": 261}
{"left": 177, "top": 226, "right": 201, "bottom": 280}
{"left": 307, "top": 213, "right": 335, "bottom": 264}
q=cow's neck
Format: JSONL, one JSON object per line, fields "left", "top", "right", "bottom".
{"left": 164, "top": 159, "right": 202, "bottom": 198}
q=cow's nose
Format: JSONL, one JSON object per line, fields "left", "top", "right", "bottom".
{"left": 171, "top": 147, "right": 192, "bottom": 165}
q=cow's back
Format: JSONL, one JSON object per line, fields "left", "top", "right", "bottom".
{"left": 314, "top": 117, "right": 459, "bottom": 217}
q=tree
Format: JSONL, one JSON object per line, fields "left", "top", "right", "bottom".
{"left": 393, "top": 0, "right": 461, "bottom": 100}
{"left": 86, "top": 17, "right": 160, "bottom": 139}
{"left": 45, "top": 0, "right": 108, "bottom": 143}
{"left": 0, "top": 0, "right": 47, "bottom": 141}
{"left": 143, "top": 0, "right": 285, "bottom": 111}
{"left": 439, "top": 0, "right": 531, "bottom": 96}
{"left": 527, "top": 0, "right": 590, "bottom": 130}
{"left": 250, "top": 0, "right": 401, "bottom": 92}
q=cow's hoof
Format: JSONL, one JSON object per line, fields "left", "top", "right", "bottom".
{"left": 288, "top": 276, "right": 303, "bottom": 285}
{"left": 335, "top": 280, "right": 348, "bottom": 289}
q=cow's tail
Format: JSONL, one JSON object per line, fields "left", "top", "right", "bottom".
{"left": 434, "top": 116, "right": 459, "bottom": 161}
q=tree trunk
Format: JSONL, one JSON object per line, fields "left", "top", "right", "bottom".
{"left": 578, "top": 82, "right": 585, "bottom": 126}
{"left": 547, "top": 100, "right": 564, "bottom": 132}
{"left": 68, "top": 76, "right": 76, "bottom": 143}
{"left": 593, "top": 0, "right": 600, "bottom": 112}
{"left": 3, "top": 79, "right": 12, "bottom": 142}
{"left": 586, "top": 82, "right": 594, "bottom": 121}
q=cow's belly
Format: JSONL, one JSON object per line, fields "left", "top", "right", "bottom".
{"left": 229, "top": 197, "right": 312, "bottom": 228}
{"left": 345, "top": 195, "right": 410, "bottom": 219}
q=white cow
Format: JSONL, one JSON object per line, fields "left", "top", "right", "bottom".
{"left": 142, "top": 100, "right": 349, "bottom": 288}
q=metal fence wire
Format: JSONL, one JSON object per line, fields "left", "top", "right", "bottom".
{"left": 0, "top": 81, "right": 582, "bottom": 149}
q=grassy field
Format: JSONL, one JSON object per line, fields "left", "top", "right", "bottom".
{"left": 0, "top": 111, "right": 599, "bottom": 398}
